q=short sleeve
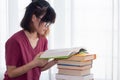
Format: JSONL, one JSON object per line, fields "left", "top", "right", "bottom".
{"left": 5, "top": 38, "right": 21, "bottom": 66}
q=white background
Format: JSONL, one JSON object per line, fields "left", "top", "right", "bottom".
{"left": 0, "top": 0, "right": 120, "bottom": 80}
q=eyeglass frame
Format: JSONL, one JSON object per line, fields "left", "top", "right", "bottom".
{"left": 38, "top": 17, "right": 52, "bottom": 28}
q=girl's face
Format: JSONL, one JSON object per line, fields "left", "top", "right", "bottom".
{"left": 32, "top": 15, "right": 50, "bottom": 36}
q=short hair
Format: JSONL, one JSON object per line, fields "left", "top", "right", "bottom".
{"left": 20, "top": 0, "right": 56, "bottom": 33}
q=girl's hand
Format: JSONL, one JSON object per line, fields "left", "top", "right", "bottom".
{"left": 53, "top": 59, "right": 58, "bottom": 64}
{"left": 41, "top": 58, "right": 58, "bottom": 71}
{"left": 32, "top": 52, "right": 48, "bottom": 67}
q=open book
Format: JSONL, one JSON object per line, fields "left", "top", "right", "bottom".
{"left": 39, "top": 47, "right": 82, "bottom": 59}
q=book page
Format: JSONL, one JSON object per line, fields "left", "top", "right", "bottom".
{"left": 39, "top": 47, "right": 81, "bottom": 59}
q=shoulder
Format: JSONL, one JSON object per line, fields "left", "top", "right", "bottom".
{"left": 6, "top": 30, "right": 24, "bottom": 45}
{"left": 40, "top": 36, "right": 48, "bottom": 42}
{"left": 39, "top": 36, "right": 48, "bottom": 50}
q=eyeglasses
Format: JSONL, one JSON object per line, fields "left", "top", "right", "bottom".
{"left": 45, "top": 22, "right": 51, "bottom": 28}
{"left": 38, "top": 17, "right": 51, "bottom": 28}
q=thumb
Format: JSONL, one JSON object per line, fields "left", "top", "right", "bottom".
{"left": 37, "top": 52, "right": 45, "bottom": 57}
{"left": 36, "top": 53, "right": 42, "bottom": 57}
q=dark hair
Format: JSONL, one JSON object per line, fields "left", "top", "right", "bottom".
{"left": 20, "top": 0, "right": 56, "bottom": 32}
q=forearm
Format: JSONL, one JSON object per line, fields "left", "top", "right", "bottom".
{"left": 7, "top": 61, "right": 37, "bottom": 78}
{"left": 41, "top": 60, "right": 57, "bottom": 71}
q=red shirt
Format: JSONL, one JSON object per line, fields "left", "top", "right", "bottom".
{"left": 4, "top": 30, "right": 48, "bottom": 80}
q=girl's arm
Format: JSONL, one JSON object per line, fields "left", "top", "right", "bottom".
{"left": 7, "top": 61, "right": 37, "bottom": 78}
{"left": 7, "top": 53, "right": 48, "bottom": 78}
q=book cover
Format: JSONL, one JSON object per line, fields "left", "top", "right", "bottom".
{"left": 58, "top": 69, "right": 90, "bottom": 76}
{"left": 65, "top": 54, "right": 96, "bottom": 61}
{"left": 57, "top": 64, "right": 92, "bottom": 70}
{"left": 57, "top": 60, "right": 92, "bottom": 66}
{"left": 56, "top": 73, "right": 94, "bottom": 80}
{"left": 39, "top": 47, "right": 81, "bottom": 59}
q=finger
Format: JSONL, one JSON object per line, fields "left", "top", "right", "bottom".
{"left": 39, "top": 52, "right": 44, "bottom": 55}
{"left": 37, "top": 53, "right": 43, "bottom": 56}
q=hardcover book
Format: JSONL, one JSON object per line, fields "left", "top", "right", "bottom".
{"left": 58, "top": 69, "right": 90, "bottom": 76}
{"left": 56, "top": 73, "right": 94, "bottom": 80}
{"left": 58, "top": 60, "right": 92, "bottom": 66}
{"left": 57, "top": 64, "right": 92, "bottom": 70}
{"left": 65, "top": 53, "right": 96, "bottom": 61}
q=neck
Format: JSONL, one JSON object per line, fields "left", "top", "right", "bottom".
{"left": 24, "top": 30, "right": 38, "bottom": 40}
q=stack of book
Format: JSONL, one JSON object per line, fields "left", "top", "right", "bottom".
{"left": 39, "top": 47, "right": 96, "bottom": 80}
{"left": 56, "top": 53, "right": 96, "bottom": 80}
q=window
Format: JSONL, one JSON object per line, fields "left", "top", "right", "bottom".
{"left": 50, "top": 0, "right": 119, "bottom": 80}
{"left": 0, "top": 0, "right": 119, "bottom": 80}
{"left": 0, "top": 0, "right": 8, "bottom": 79}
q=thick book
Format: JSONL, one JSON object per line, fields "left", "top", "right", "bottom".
{"left": 56, "top": 73, "right": 94, "bottom": 80}
{"left": 57, "top": 60, "right": 92, "bottom": 66}
{"left": 57, "top": 64, "right": 92, "bottom": 70}
{"left": 65, "top": 53, "right": 96, "bottom": 61}
{"left": 39, "top": 47, "right": 81, "bottom": 59}
{"left": 58, "top": 69, "right": 90, "bottom": 76}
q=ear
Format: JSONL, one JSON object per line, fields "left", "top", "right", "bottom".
{"left": 32, "top": 14, "right": 37, "bottom": 22}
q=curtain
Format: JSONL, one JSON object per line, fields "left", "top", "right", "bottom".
{"left": 0, "top": 0, "right": 119, "bottom": 80}
{"left": 0, "top": 0, "right": 7, "bottom": 79}
{"left": 49, "top": 0, "right": 120, "bottom": 80}
{"left": 0, "top": 0, "right": 30, "bottom": 79}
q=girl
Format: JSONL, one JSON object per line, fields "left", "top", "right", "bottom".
{"left": 4, "top": 0, "right": 57, "bottom": 80}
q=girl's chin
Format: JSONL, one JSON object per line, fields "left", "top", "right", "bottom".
{"left": 38, "top": 32, "right": 45, "bottom": 36}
